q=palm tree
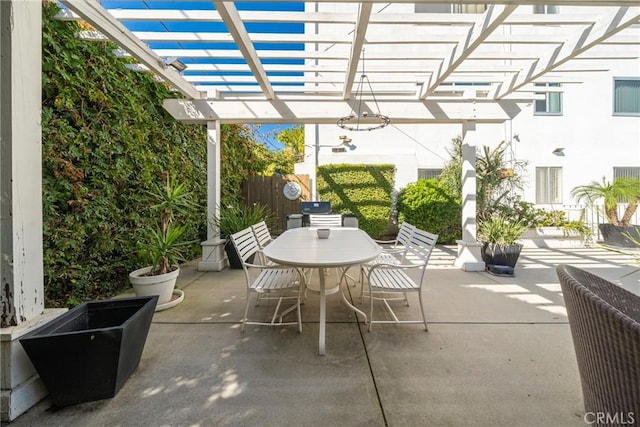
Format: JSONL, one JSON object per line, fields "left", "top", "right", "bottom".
{"left": 570, "top": 177, "right": 640, "bottom": 227}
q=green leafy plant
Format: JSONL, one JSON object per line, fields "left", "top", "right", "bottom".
{"left": 397, "top": 179, "right": 461, "bottom": 244}
{"left": 316, "top": 164, "right": 395, "bottom": 238}
{"left": 211, "top": 203, "right": 275, "bottom": 239}
{"left": 562, "top": 220, "right": 592, "bottom": 239}
{"left": 478, "top": 214, "right": 528, "bottom": 247}
{"left": 137, "top": 173, "right": 200, "bottom": 276}
{"left": 41, "top": 4, "right": 208, "bottom": 306}
{"left": 476, "top": 139, "right": 527, "bottom": 220}
{"left": 570, "top": 177, "right": 640, "bottom": 226}
{"left": 438, "top": 136, "right": 527, "bottom": 221}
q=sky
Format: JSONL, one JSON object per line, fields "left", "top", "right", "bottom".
{"left": 251, "top": 124, "right": 292, "bottom": 151}
{"left": 99, "top": 1, "right": 303, "bottom": 151}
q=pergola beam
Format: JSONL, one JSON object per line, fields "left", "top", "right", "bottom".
{"left": 61, "top": 0, "right": 202, "bottom": 99}
{"left": 163, "top": 98, "right": 522, "bottom": 124}
{"left": 212, "top": 1, "right": 274, "bottom": 99}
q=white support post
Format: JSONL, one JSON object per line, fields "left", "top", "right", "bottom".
{"left": 198, "top": 121, "right": 227, "bottom": 271}
{"left": 454, "top": 121, "right": 485, "bottom": 272}
{"left": 0, "top": 2, "right": 65, "bottom": 421}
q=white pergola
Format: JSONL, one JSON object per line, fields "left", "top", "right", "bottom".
{"left": 57, "top": 0, "right": 639, "bottom": 271}
{"left": 1, "top": 1, "right": 638, "bottom": 419}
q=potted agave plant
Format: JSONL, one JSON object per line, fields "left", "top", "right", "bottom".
{"left": 129, "top": 172, "right": 199, "bottom": 310}
{"left": 211, "top": 203, "right": 275, "bottom": 269}
{"left": 478, "top": 213, "right": 528, "bottom": 276}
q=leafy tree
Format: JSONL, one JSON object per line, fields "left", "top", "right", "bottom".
{"left": 277, "top": 125, "right": 305, "bottom": 162}
{"left": 438, "top": 136, "right": 463, "bottom": 199}
{"left": 439, "top": 135, "right": 526, "bottom": 220}
{"left": 571, "top": 177, "right": 640, "bottom": 226}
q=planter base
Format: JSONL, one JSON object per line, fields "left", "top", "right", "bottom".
{"left": 487, "top": 264, "right": 515, "bottom": 277}
{"left": 598, "top": 224, "right": 640, "bottom": 248}
{"left": 481, "top": 242, "right": 523, "bottom": 272}
{"left": 129, "top": 266, "right": 179, "bottom": 305}
{"left": 19, "top": 296, "right": 157, "bottom": 407}
{"left": 155, "top": 290, "right": 184, "bottom": 312}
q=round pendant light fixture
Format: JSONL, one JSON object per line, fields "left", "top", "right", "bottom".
{"left": 337, "top": 49, "right": 390, "bottom": 132}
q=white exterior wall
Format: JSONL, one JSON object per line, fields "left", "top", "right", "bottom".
{"left": 301, "top": 3, "right": 640, "bottom": 209}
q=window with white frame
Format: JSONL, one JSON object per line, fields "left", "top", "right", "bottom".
{"left": 418, "top": 168, "right": 443, "bottom": 180}
{"left": 416, "top": 3, "right": 486, "bottom": 13}
{"left": 613, "top": 78, "right": 640, "bottom": 116}
{"left": 535, "top": 83, "right": 562, "bottom": 115}
{"left": 533, "top": 5, "right": 559, "bottom": 14}
{"left": 536, "top": 167, "right": 563, "bottom": 204}
{"left": 614, "top": 167, "right": 640, "bottom": 180}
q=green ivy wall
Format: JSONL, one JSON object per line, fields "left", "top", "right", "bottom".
{"left": 42, "top": 5, "right": 208, "bottom": 306}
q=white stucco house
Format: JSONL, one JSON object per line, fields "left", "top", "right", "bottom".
{"left": 296, "top": 3, "right": 640, "bottom": 215}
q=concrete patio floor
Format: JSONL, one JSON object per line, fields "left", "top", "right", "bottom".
{"left": 10, "top": 245, "right": 639, "bottom": 426}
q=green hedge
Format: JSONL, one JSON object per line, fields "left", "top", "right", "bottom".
{"left": 317, "top": 164, "right": 395, "bottom": 237}
{"left": 397, "top": 179, "right": 461, "bottom": 244}
{"left": 42, "top": 5, "right": 207, "bottom": 306}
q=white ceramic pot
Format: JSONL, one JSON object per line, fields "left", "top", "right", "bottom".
{"left": 129, "top": 266, "right": 180, "bottom": 305}
{"left": 316, "top": 228, "right": 331, "bottom": 239}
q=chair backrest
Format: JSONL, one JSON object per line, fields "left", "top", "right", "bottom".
{"left": 407, "top": 228, "right": 438, "bottom": 264}
{"left": 556, "top": 265, "right": 640, "bottom": 416}
{"left": 396, "top": 222, "right": 416, "bottom": 247}
{"left": 229, "top": 227, "right": 259, "bottom": 266}
{"left": 251, "top": 221, "right": 272, "bottom": 249}
{"left": 309, "top": 214, "right": 342, "bottom": 227}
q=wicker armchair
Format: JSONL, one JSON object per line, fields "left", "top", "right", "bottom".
{"left": 556, "top": 265, "right": 640, "bottom": 421}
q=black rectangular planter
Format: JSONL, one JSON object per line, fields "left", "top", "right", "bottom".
{"left": 19, "top": 296, "right": 157, "bottom": 407}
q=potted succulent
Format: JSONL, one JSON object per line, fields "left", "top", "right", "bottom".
{"left": 129, "top": 172, "right": 199, "bottom": 308}
{"left": 478, "top": 213, "right": 528, "bottom": 274}
{"left": 211, "top": 203, "right": 275, "bottom": 269}
{"left": 571, "top": 177, "right": 640, "bottom": 247}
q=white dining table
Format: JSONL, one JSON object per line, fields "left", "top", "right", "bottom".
{"left": 262, "top": 227, "right": 381, "bottom": 355}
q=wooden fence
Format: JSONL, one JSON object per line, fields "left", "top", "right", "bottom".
{"left": 241, "top": 174, "right": 312, "bottom": 234}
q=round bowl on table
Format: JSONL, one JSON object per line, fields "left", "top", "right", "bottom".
{"left": 316, "top": 228, "right": 331, "bottom": 239}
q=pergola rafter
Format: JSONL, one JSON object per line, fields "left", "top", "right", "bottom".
{"left": 62, "top": 0, "right": 203, "bottom": 99}
{"left": 342, "top": 3, "right": 373, "bottom": 99}
{"left": 419, "top": 4, "right": 518, "bottom": 99}
{"left": 213, "top": 1, "right": 275, "bottom": 99}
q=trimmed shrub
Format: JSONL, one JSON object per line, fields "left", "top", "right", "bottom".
{"left": 317, "top": 164, "right": 395, "bottom": 238}
{"left": 397, "top": 179, "right": 461, "bottom": 244}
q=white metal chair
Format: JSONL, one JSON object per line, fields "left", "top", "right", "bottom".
{"left": 363, "top": 228, "right": 438, "bottom": 331}
{"left": 229, "top": 227, "right": 305, "bottom": 333}
{"left": 307, "top": 214, "right": 357, "bottom": 286}
{"left": 360, "top": 221, "right": 417, "bottom": 299}
{"left": 251, "top": 220, "right": 274, "bottom": 265}
{"left": 308, "top": 214, "right": 343, "bottom": 227}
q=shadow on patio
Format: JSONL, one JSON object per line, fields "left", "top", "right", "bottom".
{"left": 10, "top": 246, "right": 638, "bottom": 426}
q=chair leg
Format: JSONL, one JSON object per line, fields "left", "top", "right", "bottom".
{"left": 297, "top": 293, "right": 302, "bottom": 333}
{"left": 241, "top": 290, "right": 251, "bottom": 333}
{"left": 360, "top": 268, "right": 368, "bottom": 304}
{"left": 418, "top": 291, "right": 428, "bottom": 332}
{"left": 368, "top": 289, "right": 375, "bottom": 332}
